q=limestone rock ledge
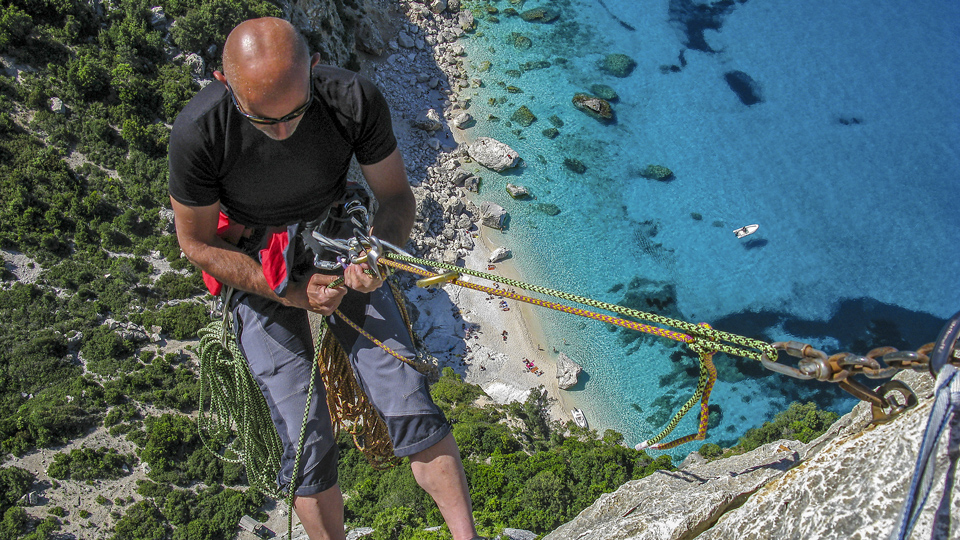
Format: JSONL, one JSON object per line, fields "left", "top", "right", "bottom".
{"left": 545, "top": 370, "right": 958, "bottom": 539}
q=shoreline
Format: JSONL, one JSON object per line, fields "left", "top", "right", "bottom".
{"left": 366, "top": 5, "right": 579, "bottom": 426}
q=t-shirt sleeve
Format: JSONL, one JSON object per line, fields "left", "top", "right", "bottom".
{"left": 351, "top": 76, "right": 398, "bottom": 165}
{"left": 168, "top": 113, "right": 221, "bottom": 208}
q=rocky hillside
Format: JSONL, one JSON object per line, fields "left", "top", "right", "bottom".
{"left": 545, "top": 369, "right": 958, "bottom": 539}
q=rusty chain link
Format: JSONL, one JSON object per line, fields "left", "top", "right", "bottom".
{"left": 760, "top": 341, "right": 960, "bottom": 423}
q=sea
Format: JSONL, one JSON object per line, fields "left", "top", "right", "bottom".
{"left": 453, "top": 0, "right": 960, "bottom": 458}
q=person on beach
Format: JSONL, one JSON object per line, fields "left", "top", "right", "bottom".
{"left": 168, "top": 17, "right": 481, "bottom": 540}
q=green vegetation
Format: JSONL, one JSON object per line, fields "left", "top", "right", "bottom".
{"left": 337, "top": 369, "right": 674, "bottom": 537}
{"left": 735, "top": 401, "right": 839, "bottom": 452}
{"left": 698, "top": 401, "right": 840, "bottom": 461}
{"left": 47, "top": 447, "right": 136, "bottom": 481}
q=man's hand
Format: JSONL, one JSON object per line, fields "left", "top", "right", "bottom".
{"left": 344, "top": 262, "right": 383, "bottom": 293}
{"left": 284, "top": 273, "right": 348, "bottom": 315}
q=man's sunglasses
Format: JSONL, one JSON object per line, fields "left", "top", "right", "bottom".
{"left": 226, "top": 81, "right": 313, "bottom": 125}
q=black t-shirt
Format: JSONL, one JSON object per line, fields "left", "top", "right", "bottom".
{"left": 168, "top": 65, "right": 397, "bottom": 227}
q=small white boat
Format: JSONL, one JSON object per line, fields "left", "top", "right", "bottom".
{"left": 571, "top": 408, "right": 588, "bottom": 429}
{"left": 733, "top": 223, "right": 759, "bottom": 238}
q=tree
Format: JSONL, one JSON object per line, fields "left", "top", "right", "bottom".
{"left": 111, "top": 500, "right": 170, "bottom": 540}
{"left": 0, "top": 5, "right": 33, "bottom": 51}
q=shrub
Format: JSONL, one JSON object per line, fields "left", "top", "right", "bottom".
{"left": 735, "top": 401, "right": 839, "bottom": 453}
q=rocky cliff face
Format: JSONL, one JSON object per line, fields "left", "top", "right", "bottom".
{"left": 546, "top": 370, "right": 958, "bottom": 539}
{"left": 281, "top": 0, "right": 393, "bottom": 66}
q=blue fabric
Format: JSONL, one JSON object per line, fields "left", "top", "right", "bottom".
{"left": 890, "top": 365, "right": 960, "bottom": 540}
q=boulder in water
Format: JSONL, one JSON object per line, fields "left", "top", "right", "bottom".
{"left": 600, "top": 53, "right": 637, "bottom": 77}
{"left": 520, "top": 7, "right": 560, "bottom": 23}
{"left": 640, "top": 164, "right": 674, "bottom": 181}
{"left": 505, "top": 184, "right": 530, "bottom": 199}
{"left": 480, "top": 201, "right": 507, "bottom": 229}
{"left": 556, "top": 352, "right": 582, "bottom": 389}
{"left": 510, "top": 105, "right": 537, "bottom": 127}
{"left": 468, "top": 137, "right": 520, "bottom": 171}
{"left": 724, "top": 70, "right": 763, "bottom": 106}
{"left": 572, "top": 93, "right": 614, "bottom": 122}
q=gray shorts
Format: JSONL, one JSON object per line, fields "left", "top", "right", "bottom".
{"left": 231, "top": 284, "right": 450, "bottom": 496}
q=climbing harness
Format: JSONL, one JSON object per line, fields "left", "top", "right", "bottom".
{"left": 890, "top": 310, "right": 960, "bottom": 540}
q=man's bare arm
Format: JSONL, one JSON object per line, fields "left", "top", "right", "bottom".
{"left": 361, "top": 148, "right": 416, "bottom": 247}
{"left": 342, "top": 148, "right": 416, "bottom": 292}
{"left": 170, "top": 197, "right": 346, "bottom": 314}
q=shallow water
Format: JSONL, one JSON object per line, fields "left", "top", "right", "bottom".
{"left": 455, "top": 0, "right": 960, "bottom": 457}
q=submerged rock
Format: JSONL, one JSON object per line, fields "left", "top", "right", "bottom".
{"left": 572, "top": 93, "right": 614, "bottom": 122}
{"left": 600, "top": 53, "right": 637, "bottom": 77}
{"left": 520, "top": 7, "right": 560, "bottom": 23}
{"left": 510, "top": 105, "right": 537, "bottom": 127}
{"left": 505, "top": 183, "right": 530, "bottom": 199}
{"left": 724, "top": 70, "right": 763, "bottom": 106}
{"left": 563, "top": 158, "right": 587, "bottom": 174}
{"left": 519, "top": 60, "right": 551, "bottom": 72}
{"left": 541, "top": 127, "right": 559, "bottom": 139}
{"left": 556, "top": 352, "right": 582, "bottom": 389}
{"left": 589, "top": 83, "right": 619, "bottom": 101}
{"left": 468, "top": 137, "right": 520, "bottom": 171}
{"left": 533, "top": 203, "right": 561, "bottom": 216}
{"left": 640, "top": 164, "right": 674, "bottom": 181}
{"left": 509, "top": 32, "right": 533, "bottom": 49}
{"left": 548, "top": 115, "right": 564, "bottom": 128}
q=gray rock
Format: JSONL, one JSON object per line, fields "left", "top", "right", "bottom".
{"left": 183, "top": 53, "right": 205, "bottom": 78}
{"left": 464, "top": 176, "right": 480, "bottom": 192}
{"left": 398, "top": 31, "right": 415, "bottom": 49}
{"left": 355, "top": 19, "right": 385, "bottom": 55}
{"left": 501, "top": 528, "right": 538, "bottom": 540}
{"left": 48, "top": 97, "right": 66, "bottom": 114}
{"left": 545, "top": 370, "right": 956, "bottom": 540}
{"left": 452, "top": 112, "right": 472, "bottom": 128}
{"left": 505, "top": 183, "right": 529, "bottom": 198}
{"left": 412, "top": 109, "right": 444, "bottom": 132}
{"left": 149, "top": 6, "right": 167, "bottom": 28}
{"left": 458, "top": 11, "right": 475, "bottom": 31}
{"left": 555, "top": 352, "right": 582, "bottom": 389}
{"left": 346, "top": 527, "right": 374, "bottom": 540}
{"left": 449, "top": 168, "right": 473, "bottom": 186}
{"left": 479, "top": 201, "right": 506, "bottom": 229}
{"left": 427, "top": 137, "right": 441, "bottom": 150}
{"left": 488, "top": 246, "right": 510, "bottom": 263}
{"left": 468, "top": 137, "right": 520, "bottom": 171}
{"left": 430, "top": 0, "right": 447, "bottom": 14}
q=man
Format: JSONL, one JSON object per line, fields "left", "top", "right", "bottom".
{"left": 168, "top": 17, "right": 481, "bottom": 540}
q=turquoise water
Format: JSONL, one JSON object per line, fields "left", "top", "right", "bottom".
{"left": 455, "top": 0, "right": 960, "bottom": 456}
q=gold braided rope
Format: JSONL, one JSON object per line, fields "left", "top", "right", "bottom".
{"left": 313, "top": 281, "right": 434, "bottom": 469}
{"left": 383, "top": 253, "right": 777, "bottom": 361}
{"left": 380, "top": 255, "right": 748, "bottom": 449}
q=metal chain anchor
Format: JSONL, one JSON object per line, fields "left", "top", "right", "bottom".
{"left": 758, "top": 340, "right": 960, "bottom": 423}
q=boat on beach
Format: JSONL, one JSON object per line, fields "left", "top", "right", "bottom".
{"left": 571, "top": 407, "right": 588, "bottom": 429}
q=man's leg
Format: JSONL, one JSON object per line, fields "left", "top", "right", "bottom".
{"left": 409, "top": 433, "right": 477, "bottom": 540}
{"left": 328, "top": 286, "right": 479, "bottom": 540}
{"left": 233, "top": 292, "right": 343, "bottom": 540}
{"left": 294, "top": 485, "right": 346, "bottom": 540}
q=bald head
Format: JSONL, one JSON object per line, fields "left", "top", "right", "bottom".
{"left": 222, "top": 17, "right": 310, "bottom": 101}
